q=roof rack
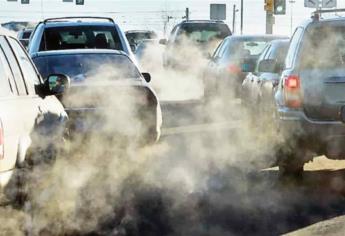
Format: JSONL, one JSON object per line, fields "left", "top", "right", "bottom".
{"left": 312, "top": 8, "right": 345, "bottom": 21}
{"left": 43, "top": 16, "right": 115, "bottom": 24}
{"left": 181, "top": 19, "right": 225, "bottom": 23}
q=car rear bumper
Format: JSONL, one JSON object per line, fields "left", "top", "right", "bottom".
{"left": 66, "top": 106, "right": 161, "bottom": 143}
{"left": 277, "top": 106, "right": 345, "bottom": 157}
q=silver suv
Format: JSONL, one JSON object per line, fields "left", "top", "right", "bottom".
{"left": 27, "top": 17, "right": 136, "bottom": 63}
{"left": 0, "top": 28, "right": 69, "bottom": 203}
{"left": 275, "top": 11, "right": 345, "bottom": 176}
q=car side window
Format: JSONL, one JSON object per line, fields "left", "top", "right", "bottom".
{"left": 255, "top": 44, "right": 271, "bottom": 73}
{"left": 8, "top": 37, "right": 39, "bottom": 95}
{"left": 285, "top": 27, "right": 303, "bottom": 69}
{"left": 0, "top": 47, "right": 14, "bottom": 97}
{"left": 0, "top": 37, "right": 27, "bottom": 95}
{"left": 214, "top": 38, "right": 229, "bottom": 60}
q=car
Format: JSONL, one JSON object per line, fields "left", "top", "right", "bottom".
{"left": 17, "top": 28, "right": 33, "bottom": 48}
{"left": 160, "top": 20, "right": 231, "bottom": 69}
{"left": 0, "top": 28, "right": 69, "bottom": 203}
{"left": 125, "top": 30, "right": 158, "bottom": 52}
{"left": 31, "top": 49, "right": 162, "bottom": 144}
{"left": 203, "top": 35, "right": 288, "bottom": 100}
{"left": 242, "top": 39, "right": 289, "bottom": 113}
{"left": 27, "top": 16, "right": 137, "bottom": 65}
{"left": 135, "top": 39, "right": 157, "bottom": 60}
{"left": 274, "top": 12, "right": 345, "bottom": 176}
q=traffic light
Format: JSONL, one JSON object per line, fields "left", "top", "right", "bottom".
{"left": 274, "top": 0, "right": 286, "bottom": 15}
{"left": 21, "top": 0, "right": 29, "bottom": 4}
{"left": 264, "top": 0, "right": 274, "bottom": 13}
{"left": 76, "top": 0, "right": 84, "bottom": 5}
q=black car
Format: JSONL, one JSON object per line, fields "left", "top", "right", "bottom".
{"left": 160, "top": 20, "right": 231, "bottom": 69}
{"left": 203, "top": 35, "right": 288, "bottom": 100}
{"left": 275, "top": 13, "right": 345, "bottom": 176}
{"left": 32, "top": 49, "right": 162, "bottom": 144}
{"left": 242, "top": 39, "right": 289, "bottom": 112}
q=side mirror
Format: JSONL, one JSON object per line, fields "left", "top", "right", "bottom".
{"left": 142, "top": 72, "right": 151, "bottom": 83}
{"left": 45, "top": 74, "right": 70, "bottom": 95}
{"left": 258, "top": 59, "right": 277, "bottom": 73}
{"left": 159, "top": 39, "right": 167, "bottom": 45}
{"left": 130, "top": 44, "right": 137, "bottom": 53}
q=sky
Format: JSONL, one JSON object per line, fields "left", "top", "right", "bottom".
{"left": 0, "top": 0, "right": 343, "bottom": 37}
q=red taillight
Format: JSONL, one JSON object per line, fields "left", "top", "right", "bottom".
{"left": 0, "top": 121, "right": 4, "bottom": 160}
{"left": 284, "top": 75, "right": 302, "bottom": 108}
{"left": 227, "top": 64, "right": 241, "bottom": 74}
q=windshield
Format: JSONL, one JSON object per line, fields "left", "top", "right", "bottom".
{"left": 33, "top": 53, "right": 141, "bottom": 80}
{"left": 301, "top": 24, "right": 345, "bottom": 70}
{"left": 40, "top": 26, "right": 123, "bottom": 51}
{"left": 176, "top": 23, "right": 231, "bottom": 43}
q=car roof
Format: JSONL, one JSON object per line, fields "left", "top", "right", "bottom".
{"left": 0, "top": 27, "right": 16, "bottom": 37}
{"left": 178, "top": 20, "right": 226, "bottom": 25}
{"left": 125, "top": 30, "right": 155, "bottom": 34}
{"left": 227, "top": 35, "right": 288, "bottom": 41}
{"left": 298, "top": 16, "right": 345, "bottom": 29}
{"left": 31, "top": 49, "right": 128, "bottom": 58}
{"left": 42, "top": 21, "right": 116, "bottom": 28}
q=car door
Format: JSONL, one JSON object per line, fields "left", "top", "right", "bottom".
{"left": 8, "top": 37, "right": 67, "bottom": 159}
{"left": 2, "top": 36, "right": 46, "bottom": 166}
{"left": 0, "top": 44, "right": 19, "bottom": 180}
{"left": 244, "top": 44, "right": 271, "bottom": 103}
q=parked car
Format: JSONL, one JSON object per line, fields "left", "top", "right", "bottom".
{"left": 17, "top": 28, "right": 32, "bottom": 48}
{"left": 275, "top": 14, "right": 345, "bottom": 176}
{"left": 125, "top": 30, "right": 158, "bottom": 52}
{"left": 242, "top": 39, "right": 289, "bottom": 112}
{"left": 31, "top": 49, "right": 162, "bottom": 144}
{"left": 203, "top": 35, "right": 288, "bottom": 100}
{"left": 0, "top": 29, "right": 69, "bottom": 202}
{"left": 160, "top": 20, "right": 231, "bottom": 69}
{"left": 27, "top": 16, "right": 137, "bottom": 65}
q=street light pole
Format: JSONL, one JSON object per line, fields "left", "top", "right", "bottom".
{"left": 40, "top": 0, "right": 44, "bottom": 20}
{"left": 289, "top": 0, "right": 295, "bottom": 35}
{"left": 240, "top": 0, "right": 243, "bottom": 34}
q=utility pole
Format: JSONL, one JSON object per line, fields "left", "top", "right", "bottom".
{"left": 264, "top": 0, "right": 274, "bottom": 34}
{"left": 240, "top": 0, "right": 243, "bottom": 34}
{"left": 289, "top": 0, "right": 296, "bottom": 35}
{"left": 232, "top": 4, "right": 237, "bottom": 34}
{"left": 185, "top": 7, "right": 190, "bottom": 21}
{"left": 266, "top": 11, "right": 273, "bottom": 34}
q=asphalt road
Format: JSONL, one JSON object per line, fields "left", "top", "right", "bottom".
{"left": 2, "top": 83, "right": 345, "bottom": 236}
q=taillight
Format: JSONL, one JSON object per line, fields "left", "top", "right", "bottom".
{"left": 227, "top": 64, "right": 241, "bottom": 74}
{"left": 284, "top": 75, "right": 302, "bottom": 108}
{"left": 0, "top": 121, "right": 4, "bottom": 160}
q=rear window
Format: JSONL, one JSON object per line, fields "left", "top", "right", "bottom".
{"left": 301, "top": 24, "right": 345, "bottom": 70}
{"left": 226, "top": 39, "right": 272, "bottom": 59}
{"left": 33, "top": 54, "right": 140, "bottom": 80}
{"left": 126, "top": 32, "right": 157, "bottom": 45}
{"left": 39, "top": 26, "right": 123, "bottom": 51}
{"left": 176, "top": 23, "right": 231, "bottom": 43}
